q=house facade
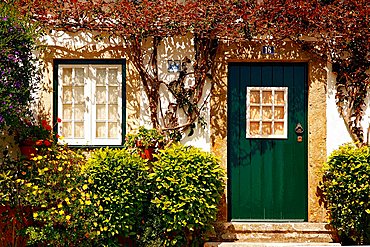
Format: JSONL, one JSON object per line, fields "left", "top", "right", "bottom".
{"left": 40, "top": 30, "right": 355, "bottom": 242}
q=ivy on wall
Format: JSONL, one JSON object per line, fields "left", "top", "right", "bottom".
{"left": 13, "top": 0, "right": 369, "bottom": 143}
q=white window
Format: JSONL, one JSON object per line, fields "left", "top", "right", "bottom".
{"left": 246, "top": 87, "right": 288, "bottom": 139}
{"left": 56, "top": 61, "right": 124, "bottom": 146}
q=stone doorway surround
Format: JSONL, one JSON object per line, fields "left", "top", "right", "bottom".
{"left": 210, "top": 41, "right": 327, "bottom": 224}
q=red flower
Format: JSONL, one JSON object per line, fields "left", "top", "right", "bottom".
{"left": 57, "top": 117, "right": 62, "bottom": 123}
{"left": 35, "top": 140, "right": 43, "bottom": 146}
{"left": 44, "top": 140, "right": 52, "bottom": 147}
{"left": 44, "top": 124, "right": 52, "bottom": 131}
{"left": 41, "top": 120, "right": 48, "bottom": 128}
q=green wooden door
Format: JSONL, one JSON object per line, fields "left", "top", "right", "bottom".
{"left": 228, "top": 63, "right": 308, "bottom": 221}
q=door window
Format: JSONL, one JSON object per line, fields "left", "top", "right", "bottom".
{"left": 246, "top": 87, "right": 288, "bottom": 138}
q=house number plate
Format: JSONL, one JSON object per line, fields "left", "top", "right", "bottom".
{"left": 262, "top": 46, "right": 275, "bottom": 54}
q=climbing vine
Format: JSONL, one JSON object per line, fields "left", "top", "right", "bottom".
{"left": 14, "top": 0, "right": 369, "bottom": 143}
{"left": 252, "top": 0, "right": 369, "bottom": 144}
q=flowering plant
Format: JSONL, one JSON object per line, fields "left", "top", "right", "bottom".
{"left": 19, "top": 143, "right": 90, "bottom": 246}
{"left": 17, "top": 117, "right": 63, "bottom": 160}
{"left": 18, "top": 119, "right": 52, "bottom": 144}
{"left": 125, "top": 126, "right": 166, "bottom": 149}
{"left": 0, "top": 3, "right": 41, "bottom": 132}
{"left": 18, "top": 117, "right": 62, "bottom": 142}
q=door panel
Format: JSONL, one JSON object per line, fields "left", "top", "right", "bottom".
{"left": 228, "top": 63, "right": 308, "bottom": 221}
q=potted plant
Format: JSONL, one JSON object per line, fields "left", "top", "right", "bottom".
{"left": 124, "top": 127, "right": 166, "bottom": 160}
{"left": 17, "top": 119, "right": 55, "bottom": 159}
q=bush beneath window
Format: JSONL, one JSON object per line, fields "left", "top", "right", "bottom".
{"left": 1, "top": 138, "right": 225, "bottom": 246}
{"left": 140, "top": 144, "right": 225, "bottom": 247}
{"left": 82, "top": 148, "right": 149, "bottom": 245}
{"left": 21, "top": 144, "right": 90, "bottom": 246}
{"left": 320, "top": 143, "right": 370, "bottom": 245}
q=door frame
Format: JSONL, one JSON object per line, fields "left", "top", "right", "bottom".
{"left": 226, "top": 61, "right": 309, "bottom": 222}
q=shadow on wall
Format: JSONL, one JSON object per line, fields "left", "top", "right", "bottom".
{"left": 42, "top": 31, "right": 211, "bottom": 147}
{"left": 139, "top": 34, "right": 211, "bottom": 149}
{"left": 40, "top": 31, "right": 141, "bottom": 132}
{"left": 211, "top": 40, "right": 327, "bottom": 147}
{"left": 139, "top": 34, "right": 197, "bottom": 127}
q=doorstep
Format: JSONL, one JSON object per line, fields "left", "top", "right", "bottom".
{"left": 206, "top": 222, "right": 338, "bottom": 244}
{"left": 204, "top": 242, "right": 341, "bottom": 247}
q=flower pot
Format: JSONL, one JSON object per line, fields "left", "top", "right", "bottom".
{"left": 136, "top": 140, "right": 143, "bottom": 147}
{"left": 19, "top": 139, "right": 36, "bottom": 159}
{"left": 140, "top": 147, "right": 155, "bottom": 161}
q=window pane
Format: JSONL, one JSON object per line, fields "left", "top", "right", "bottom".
{"left": 262, "top": 106, "right": 272, "bottom": 120}
{"left": 63, "top": 68, "right": 72, "bottom": 85}
{"left": 262, "top": 91, "right": 272, "bottom": 104}
{"left": 246, "top": 87, "right": 287, "bottom": 139}
{"left": 58, "top": 63, "right": 123, "bottom": 146}
{"left": 250, "top": 90, "right": 260, "bottom": 104}
{"left": 274, "top": 122, "right": 284, "bottom": 135}
{"left": 262, "top": 122, "right": 272, "bottom": 135}
{"left": 74, "top": 86, "right": 84, "bottom": 103}
{"left": 108, "top": 105, "right": 118, "bottom": 121}
{"left": 274, "top": 106, "right": 285, "bottom": 119}
{"left": 96, "top": 68, "right": 106, "bottom": 86}
{"left": 74, "top": 68, "right": 84, "bottom": 85}
{"left": 275, "top": 91, "right": 285, "bottom": 104}
{"left": 96, "top": 86, "right": 107, "bottom": 104}
{"left": 62, "top": 122, "right": 72, "bottom": 138}
{"left": 63, "top": 86, "right": 72, "bottom": 103}
{"left": 250, "top": 122, "right": 260, "bottom": 135}
{"left": 108, "top": 122, "right": 118, "bottom": 138}
{"left": 74, "top": 104, "right": 85, "bottom": 121}
{"left": 96, "top": 105, "right": 106, "bottom": 120}
{"left": 250, "top": 106, "right": 260, "bottom": 120}
{"left": 108, "top": 69, "right": 118, "bottom": 85}
{"left": 108, "top": 86, "right": 118, "bottom": 104}
{"left": 96, "top": 123, "right": 107, "bottom": 138}
{"left": 74, "top": 122, "right": 84, "bottom": 138}
{"left": 63, "top": 104, "right": 72, "bottom": 120}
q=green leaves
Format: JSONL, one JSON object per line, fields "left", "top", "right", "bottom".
{"left": 83, "top": 148, "right": 149, "bottom": 243}
{"left": 0, "top": 2, "right": 41, "bottom": 131}
{"left": 320, "top": 143, "right": 370, "bottom": 244}
{"left": 19, "top": 145, "right": 90, "bottom": 246}
{"left": 1, "top": 140, "right": 224, "bottom": 246}
{"left": 142, "top": 143, "right": 225, "bottom": 246}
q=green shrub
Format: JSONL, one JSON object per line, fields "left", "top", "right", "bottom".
{"left": 142, "top": 144, "right": 225, "bottom": 247}
{"left": 320, "top": 143, "right": 370, "bottom": 245}
{"left": 83, "top": 148, "right": 149, "bottom": 245}
{"left": 21, "top": 144, "right": 90, "bottom": 246}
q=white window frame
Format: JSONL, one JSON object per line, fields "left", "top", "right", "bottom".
{"left": 57, "top": 63, "right": 123, "bottom": 146}
{"left": 246, "top": 86, "right": 288, "bottom": 139}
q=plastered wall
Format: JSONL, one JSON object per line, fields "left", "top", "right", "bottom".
{"left": 40, "top": 30, "right": 141, "bottom": 133}
{"left": 39, "top": 32, "right": 211, "bottom": 150}
{"left": 33, "top": 32, "right": 360, "bottom": 223}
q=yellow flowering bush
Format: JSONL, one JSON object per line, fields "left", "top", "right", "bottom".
{"left": 81, "top": 148, "right": 149, "bottom": 245}
{"left": 20, "top": 144, "right": 93, "bottom": 246}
